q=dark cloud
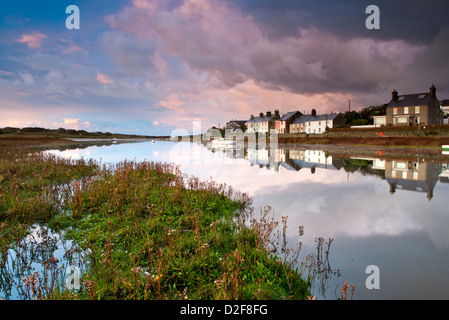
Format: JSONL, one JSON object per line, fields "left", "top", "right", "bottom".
{"left": 226, "top": 0, "right": 449, "bottom": 44}
{"left": 106, "top": 0, "right": 428, "bottom": 96}
{"left": 100, "top": 31, "right": 158, "bottom": 77}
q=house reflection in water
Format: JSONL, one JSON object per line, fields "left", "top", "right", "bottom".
{"left": 386, "top": 159, "right": 440, "bottom": 201}
{"left": 209, "top": 142, "right": 447, "bottom": 201}
{"left": 440, "top": 163, "right": 449, "bottom": 184}
{"left": 246, "top": 147, "right": 344, "bottom": 173}
{"left": 281, "top": 149, "right": 344, "bottom": 173}
{"left": 352, "top": 157, "right": 443, "bottom": 201}
{"left": 247, "top": 147, "right": 279, "bottom": 171}
{"left": 278, "top": 150, "right": 443, "bottom": 201}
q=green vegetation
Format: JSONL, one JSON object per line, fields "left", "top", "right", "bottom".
{"left": 0, "top": 147, "right": 98, "bottom": 224}
{"left": 0, "top": 126, "right": 164, "bottom": 139}
{"left": 0, "top": 145, "right": 311, "bottom": 300}
{"left": 344, "top": 104, "right": 387, "bottom": 126}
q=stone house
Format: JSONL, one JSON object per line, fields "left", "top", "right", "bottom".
{"left": 386, "top": 85, "right": 443, "bottom": 126}
{"left": 274, "top": 111, "right": 302, "bottom": 134}
{"left": 245, "top": 110, "right": 280, "bottom": 133}
{"left": 289, "top": 109, "right": 345, "bottom": 134}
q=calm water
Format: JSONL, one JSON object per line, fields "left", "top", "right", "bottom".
{"left": 45, "top": 140, "right": 449, "bottom": 300}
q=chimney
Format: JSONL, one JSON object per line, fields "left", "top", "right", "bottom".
{"left": 275, "top": 109, "right": 280, "bottom": 117}
{"left": 266, "top": 111, "right": 272, "bottom": 117}
{"left": 311, "top": 109, "right": 317, "bottom": 116}
{"left": 392, "top": 89, "right": 398, "bottom": 101}
{"left": 430, "top": 84, "right": 436, "bottom": 97}
{"left": 250, "top": 114, "right": 254, "bottom": 119}
{"left": 259, "top": 112, "right": 264, "bottom": 117}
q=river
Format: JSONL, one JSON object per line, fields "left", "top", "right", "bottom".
{"left": 43, "top": 140, "right": 449, "bottom": 299}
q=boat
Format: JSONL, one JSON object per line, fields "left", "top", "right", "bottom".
{"left": 209, "top": 138, "right": 235, "bottom": 147}
{"left": 443, "top": 145, "right": 449, "bottom": 155}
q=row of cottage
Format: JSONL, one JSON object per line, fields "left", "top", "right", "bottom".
{"left": 224, "top": 84, "right": 448, "bottom": 134}
{"left": 226, "top": 109, "right": 345, "bottom": 135}
{"left": 209, "top": 142, "right": 447, "bottom": 201}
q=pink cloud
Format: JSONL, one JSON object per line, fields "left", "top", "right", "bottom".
{"left": 59, "top": 39, "right": 88, "bottom": 54}
{"left": 105, "top": 0, "right": 424, "bottom": 99}
{"left": 0, "top": 70, "right": 14, "bottom": 76}
{"left": 159, "top": 94, "right": 183, "bottom": 112}
{"left": 53, "top": 118, "right": 90, "bottom": 130}
{"left": 131, "top": 0, "right": 158, "bottom": 10}
{"left": 96, "top": 73, "right": 114, "bottom": 84}
{"left": 15, "top": 31, "right": 47, "bottom": 49}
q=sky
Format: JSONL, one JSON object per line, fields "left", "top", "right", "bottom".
{"left": 1, "top": 0, "right": 449, "bottom": 136}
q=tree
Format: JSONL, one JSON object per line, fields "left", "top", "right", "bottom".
{"left": 350, "top": 119, "right": 369, "bottom": 126}
{"left": 344, "top": 111, "right": 361, "bottom": 125}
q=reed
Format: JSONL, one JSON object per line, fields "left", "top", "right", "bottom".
{"left": 0, "top": 144, "right": 343, "bottom": 300}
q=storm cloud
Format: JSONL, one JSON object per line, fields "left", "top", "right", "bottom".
{"left": 2, "top": 0, "right": 449, "bottom": 134}
{"left": 105, "top": 0, "right": 443, "bottom": 97}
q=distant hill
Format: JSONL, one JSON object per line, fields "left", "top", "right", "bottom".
{"left": 0, "top": 126, "right": 164, "bottom": 139}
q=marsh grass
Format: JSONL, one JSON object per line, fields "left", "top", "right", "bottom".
{"left": 0, "top": 145, "right": 343, "bottom": 300}
{"left": 48, "top": 160, "right": 310, "bottom": 300}
{"left": 0, "top": 147, "right": 97, "bottom": 225}
{"left": 0, "top": 223, "right": 88, "bottom": 300}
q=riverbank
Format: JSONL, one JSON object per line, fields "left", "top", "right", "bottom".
{"left": 278, "top": 135, "right": 449, "bottom": 148}
{"left": 0, "top": 143, "right": 311, "bottom": 300}
{"left": 278, "top": 142, "right": 449, "bottom": 161}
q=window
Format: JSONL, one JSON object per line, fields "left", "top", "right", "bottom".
{"left": 376, "top": 117, "right": 386, "bottom": 125}
{"left": 415, "top": 106, "right": 420, "bottom": 114}
{"left": 397, "top": 117, "right": 407, "bottom": 124}
{"left": 404, "top": 107, "right": 409, "bottom": 114}
{"left": 418, "top": 94, "right": 426, "bottom": 99}
{"left": 396, "top": 162, "right": 407, "bottom": 169}
{"left": 393, "top": 108, "right": 398, "bottom": 115}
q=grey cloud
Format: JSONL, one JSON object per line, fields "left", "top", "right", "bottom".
{"left": 106, "top": 0, "right": 432, "bottom": 97}
{"left": 226, "top": 0, "right": 449, "bottom": 45}
{"left": 100, "top": 31, "right": 158, "bottom": 78}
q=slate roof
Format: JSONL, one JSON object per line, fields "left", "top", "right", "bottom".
{"left": 291, "top": 113, "right": 340, "bottom": 124}
{"left": 290, "top": 159, "right": 340, "bottom": 171}
{"left": 441, "top": 99, "right": 449, "bottom": 107}
{"left": 278, "top": 111, "right": 301, "bottom": 122}
{"left": 386, "top": 178, "right": 431, "bottom": 193}
{"left": 246, "top": 114, "right": 276, "bottom": 124}
{"left": 223, "top": 121, "right": 244, "bottom": 130}
{"left": 387, "top": 93, "right": 432, "bottom": 108}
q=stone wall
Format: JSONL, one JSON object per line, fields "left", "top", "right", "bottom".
{"left": 277, "top": 125, "right": 449, "bottom": 138}
{"left": 327, "top": 125, "right": 449, "bottom": 138}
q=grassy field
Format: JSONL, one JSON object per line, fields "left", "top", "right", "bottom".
{"left": 0, "top": 141, "right": 314, "bottom": 300}
{"left": 277, "top": 135, "right": 449, "bottom": 147}
{"left": 0, "top": 126, "right": 163, "bottom": 139}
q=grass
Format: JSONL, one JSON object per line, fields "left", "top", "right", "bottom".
{"left": 0, "top": 144, "right": 312, "bottom": 300}
{"left": 277, "top": 136, "right": 449, "bottom": 147}
{"left": 0, "top": 126, "right": 163, "bottom": 139}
